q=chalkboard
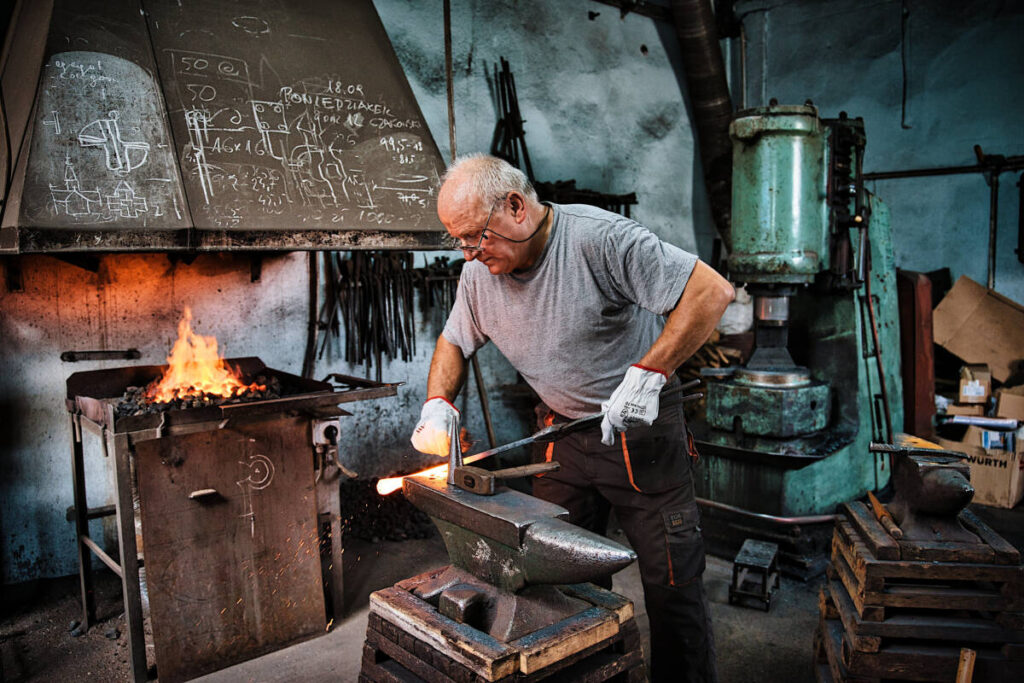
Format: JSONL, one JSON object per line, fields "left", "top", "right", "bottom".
{"left": 146, "top": 0, "right": 445, "bottom": 232}
{"left": 18, "top": 0, "right": 190, "bottom": 230}
{"left": 7, "top": 0, "right": 448, "bottom": 249}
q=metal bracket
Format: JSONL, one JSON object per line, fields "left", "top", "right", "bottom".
{"left": 61, "top": 349, "right": 142, "bottom": 363}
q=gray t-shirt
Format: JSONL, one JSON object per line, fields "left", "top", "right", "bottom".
{"left": 443, "top": 203, "right": 698, "bottom": 418}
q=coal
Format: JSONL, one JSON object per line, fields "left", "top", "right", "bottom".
{"left": 114, "top": 373, "right": 285, "bottom": 418}
{"left": 339, "top": 479, "right": 434, "bottom": 542}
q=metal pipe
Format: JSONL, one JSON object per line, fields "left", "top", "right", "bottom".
{"left": 471, "top": 355, "right": 498, "bottom": 448}
{"left": 987, "top": 171, "right": 999, "bottom": 289}
{"left": 443, "top": 3, "right": 497, "bottom": 448}
{"left": 739, "top": 21, "right": 747, "bottom": 110}
{"left": 669, "top": 0, "right": 734, "bottom": 251}
{"left": 864, "top": 156, "right": 1024, "bottom": 181}
{"left": 444, "top": 0, "right": 455, "bottom": 161}
{"left": 696, "top": 496, "right": 838, "bottom": 525}
{"left": 864, "top": 253, "right": 894, "bottom": 443}
{"left": 302, "top": 251, "right": 318, "bottom": 378}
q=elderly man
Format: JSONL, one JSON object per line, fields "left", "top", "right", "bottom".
{"left": 411, "top": 154, "right": 733, "bottom": 682}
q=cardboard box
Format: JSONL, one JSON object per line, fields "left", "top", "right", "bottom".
{"left": 996, "top": 387, "right": 1024, "bottom": 421}
{"left": 958, "top": 364, "right": 991, "bottom": 404}
{"left": 933, "top": 276, "right": 1024, "bottom": 383}
{"left": 947, "top": 403, "right": 986, "bottom": 417}
{"left": 937, "top": 429, "right": 1024, "bottom": 509}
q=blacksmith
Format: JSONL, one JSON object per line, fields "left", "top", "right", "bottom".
{"left": 411, "top": 154, "right": 733, "bottom": 682}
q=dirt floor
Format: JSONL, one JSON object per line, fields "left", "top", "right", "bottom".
{"left": 2, "top": 502, "right": 1021, "bottom": 682}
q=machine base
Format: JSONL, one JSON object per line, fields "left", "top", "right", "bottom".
{"left": 707, "top": 377, "right": 831, "bottom": 437}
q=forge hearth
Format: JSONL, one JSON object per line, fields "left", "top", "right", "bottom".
{"left": 66, "top": 358, "right": 399, "bottom": 683}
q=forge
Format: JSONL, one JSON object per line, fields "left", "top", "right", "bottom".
{"left": 66, "top": 356, "right": 400, "bottom": 683}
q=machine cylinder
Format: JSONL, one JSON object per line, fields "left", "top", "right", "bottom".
{"left": 728, "top": 104, "right": 829, "bottom": 283}
{"left": 755, "top": 295, "right": 789, "bottom": 325}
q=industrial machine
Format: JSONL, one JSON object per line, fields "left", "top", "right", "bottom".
{"left": 695, "top": 102, "right": 904, "bottom": 518}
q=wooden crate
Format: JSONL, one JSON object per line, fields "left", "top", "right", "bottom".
{"left": 816, "top": 611, "right": 1024, "bottom": 683}
{"left": 360, "top": 570, "right": 646, "bottom": 682}
{"left": 832, "top": 507, "right": 1023, "bottom": 623}
{"left": 816, "top": 504, "right": 1024, "bottom": 681}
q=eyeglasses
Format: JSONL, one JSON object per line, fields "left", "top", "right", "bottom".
{"left": 456, "top": 194, "right": 548, "bottom": 254}
{"left": 456, "top": 197, "right": 502, "bottom": 254}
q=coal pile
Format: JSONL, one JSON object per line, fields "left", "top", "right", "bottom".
{"left": 114, "top": 374, "right": 284, "bottom": 418}
{"left": 339, "top": 479, "right": 435, "bottom": 542}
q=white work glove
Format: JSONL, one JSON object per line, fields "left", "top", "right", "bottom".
{"left": 600, "top": 365, "right": 668, "bottom": 446}
{"left": 411, "top": 397, "right": 459, "bottom": 457}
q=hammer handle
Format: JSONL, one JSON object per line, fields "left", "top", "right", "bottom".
{"left": 491, "top": 462, "right": 561, "bottom": 479}
{"left": 867, "top": 490, "right": 903, "bottom": 540}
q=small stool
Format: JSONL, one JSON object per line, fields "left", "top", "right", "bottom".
{"left": 729, "top": 539, "right": 780, "bottom": 611}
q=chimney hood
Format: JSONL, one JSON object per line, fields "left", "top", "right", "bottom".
{"left": 0, "top": 0, "right": 450, "bottom": 253}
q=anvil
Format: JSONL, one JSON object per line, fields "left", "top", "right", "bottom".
{"left": 403, "top": 472, "right": 636, "bottom": 591}
{"left": 401, "top": 471, "right": 637, "bottom": 641}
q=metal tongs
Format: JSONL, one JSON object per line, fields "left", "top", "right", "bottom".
{"left": 447, "top": 378, "right": 704, "bottom": 494}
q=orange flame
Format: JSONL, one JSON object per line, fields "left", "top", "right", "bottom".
{"left": 146, "top": 307, "right": 265, "bottom": 403}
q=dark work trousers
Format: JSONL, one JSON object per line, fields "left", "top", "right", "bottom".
{"left": 531, "top": 392, "right": 717, "bottom": 683}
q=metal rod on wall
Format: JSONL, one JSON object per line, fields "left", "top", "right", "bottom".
{"left": 987, "top": 171, "right": 999, "bottom": 289}
{"left": 443, "top": 0, "right": 497, "bottom": 449}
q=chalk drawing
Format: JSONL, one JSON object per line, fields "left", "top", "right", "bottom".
{"left": 77, "top": 110, "right": 151, "bottom": 176}
{"left": 42, "top": 111, "right": 61, "bottom": 135}
{"left": 105, "top": 180, "right": 149, "bottom": 218}
{"left": 159, "top": 47, "right": 441, "bottom": 227}
{"left": 237, "top": 451, "right": 276, "bottom": 538}
{"left": 24, "top": 52, "right": 188, "bottom": 228}
{"left": 49, "top": 157, "right": 101, "bottom": 217}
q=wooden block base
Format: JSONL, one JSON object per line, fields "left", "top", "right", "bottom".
{"left": 360, "top": 570, "right": 646, "bottom": 683}
{"left": 816, "top": 505, "right": 1024, "bottom": 681}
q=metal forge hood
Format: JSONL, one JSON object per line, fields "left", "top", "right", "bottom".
{"left": 0, "top": 0, "right": 448, "bottom": 253}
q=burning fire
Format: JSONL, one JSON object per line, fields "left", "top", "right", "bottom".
{"left": 146, "top": 307, "right": 265, "bottom": 403}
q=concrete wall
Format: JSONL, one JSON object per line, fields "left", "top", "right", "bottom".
{"left": 735, "top": 0, "right": 1024, "bottom": 301}
{"left": 0, "top": 0, "right": 706, "bottom": 583}
{"left": 3, "top": 0, "right": 1022, "bottom": 583}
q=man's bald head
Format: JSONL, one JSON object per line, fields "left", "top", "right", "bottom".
{"left": 438, "top": 154, "right": 537, "bottom": 214}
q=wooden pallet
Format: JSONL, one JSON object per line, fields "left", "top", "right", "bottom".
{"left": 360, "top": 570, "right": 646, "bottom": 682}
{"left": 842, "top": 502, "right": 1020, "bottom": 565}
{"left": 817, "top": 504, "right": 1024, "bottom": 681}
{"left": 815, "top": 613, "right": 1024, "bottom": 683}
{"left": 831, "top": 513, "right": 1024, "bottom": 623}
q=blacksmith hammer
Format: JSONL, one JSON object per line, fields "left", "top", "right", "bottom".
{"left": 454, "top": 462, "right": 561, "bottom": 495}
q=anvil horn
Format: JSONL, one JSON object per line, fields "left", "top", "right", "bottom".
{"left": 521, "top": 518, "right": 636, "bottom": 585}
